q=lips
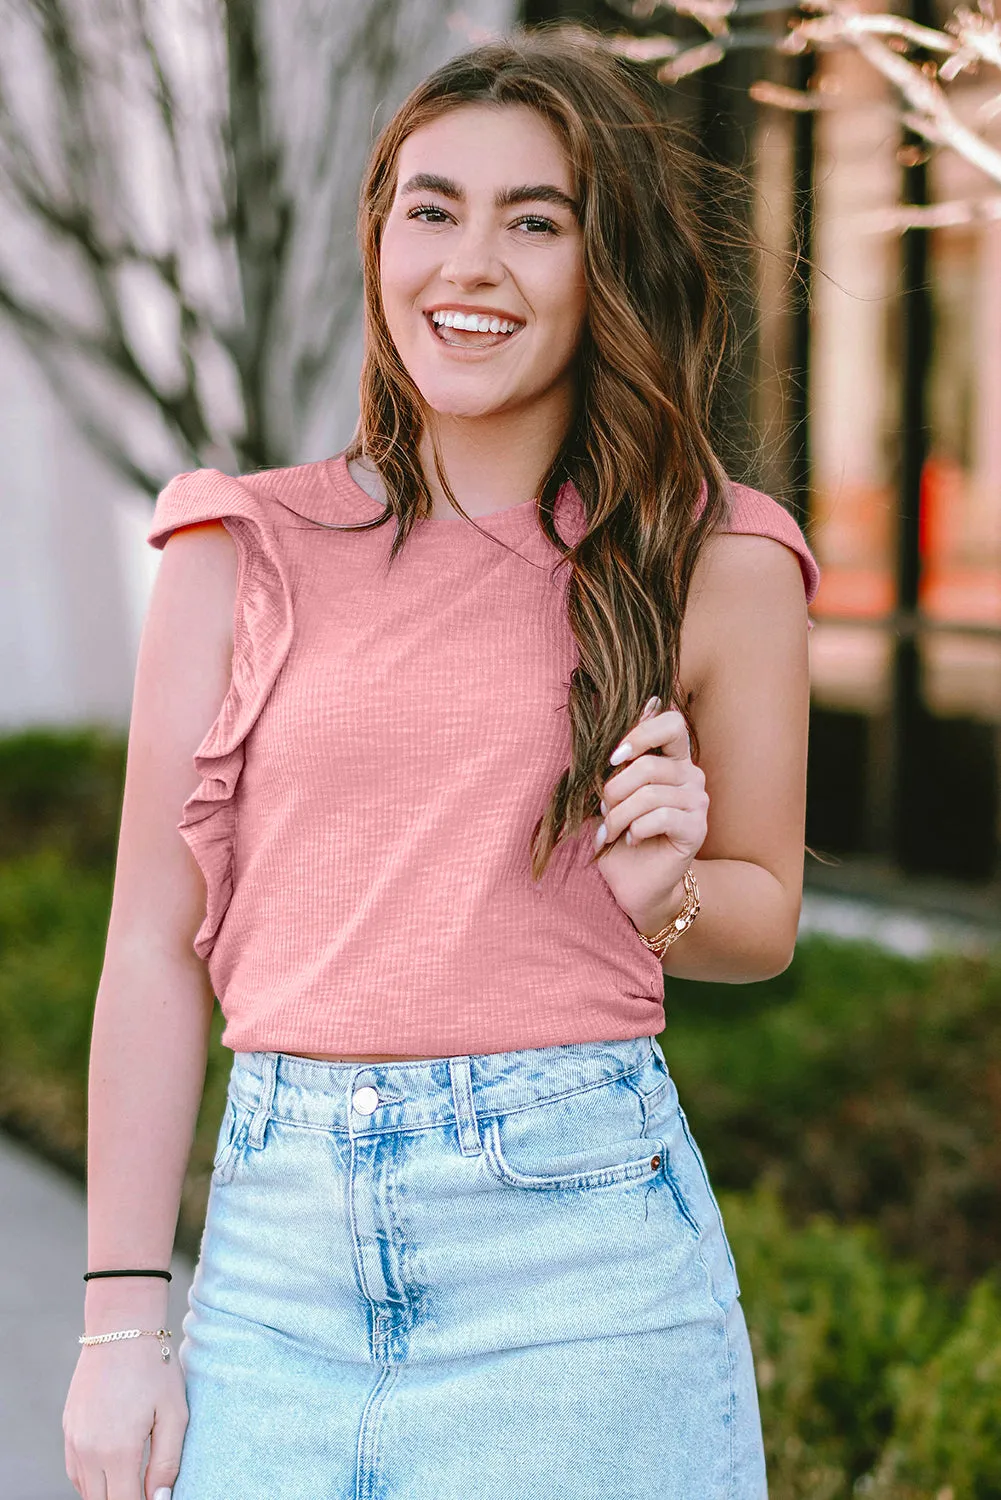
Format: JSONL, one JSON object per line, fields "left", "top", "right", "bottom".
{"left": 424, "top": 310, "right": 524, "bottom": 351}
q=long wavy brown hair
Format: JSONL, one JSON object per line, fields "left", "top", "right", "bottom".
{"left": 338, "top": 24, "right": 737, "bottom": 881}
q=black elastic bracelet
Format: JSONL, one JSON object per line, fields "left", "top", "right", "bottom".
{"left": 83, "top": 1269, "right": 173, "bottom": 1282}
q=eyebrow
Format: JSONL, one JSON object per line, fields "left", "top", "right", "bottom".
{"left": 398, "top": 172, "right": 579, "bottom": 218}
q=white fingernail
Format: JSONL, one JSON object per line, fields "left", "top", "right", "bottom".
{"left": 609, "top": 742, "right": 632, "bottom": 766}
{"left": 599, "top": 800, "right": 607, "bottom": 816}
{"left": 594, "top": 822, "right": 607, "bottom": 850}
{"left": 642, "top": 696, "right": 661, "bottom": 718}
{"left": 154, "top": 1488, "right": 173, "bottom": 1500}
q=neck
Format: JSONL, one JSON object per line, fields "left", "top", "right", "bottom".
{"left": 418, "top": 386, "right": 573, "bottom": 518}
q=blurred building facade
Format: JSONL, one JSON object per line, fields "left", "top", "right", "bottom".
{"left": 802, "top": 42, "right": 1001, "bottom": 884}
{"left": 0, "top": 323, "right": 157, "bottom": 729}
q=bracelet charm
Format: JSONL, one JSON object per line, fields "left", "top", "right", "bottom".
{"left": 632, "top": 867, "right": 700, "bottom": 960}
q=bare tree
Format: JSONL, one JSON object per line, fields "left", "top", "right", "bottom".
{"left": 0, "top": 0, "right": 514, "bottom": 494}
{"left": 602, "top": 0, "right": 1001, "bottom": 198}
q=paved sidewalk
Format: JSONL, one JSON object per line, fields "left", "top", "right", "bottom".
{"left": 800, "top": 886, "right": 1000, "bottom": 959}
{"left": 803, "top": 860, "right": 1001, "bottom": 960}
{"left": 0, "top": 1132, "right": 193, "bottom": 1500}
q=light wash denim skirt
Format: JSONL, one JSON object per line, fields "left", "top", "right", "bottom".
{"left": 172, "top": 1035, "right": 767, "bottom": 1499}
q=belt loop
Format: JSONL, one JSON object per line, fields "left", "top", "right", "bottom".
{"left": 247, "top": 1051, "right": 278, "bottom": 1148}
{"left": 448, "top": 1056, "right": 482, "bottom": 1157}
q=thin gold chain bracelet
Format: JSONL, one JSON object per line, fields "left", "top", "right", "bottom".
{"left": 79, "top": 1327, "right": 173, "bottom": 1361}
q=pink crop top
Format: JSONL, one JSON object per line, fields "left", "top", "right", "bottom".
{"left": 147, "top": 454, "right": 821, "bottom": 1056}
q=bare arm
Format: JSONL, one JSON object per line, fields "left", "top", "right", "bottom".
{"left": 83, "top": 518, "right": 238, "bottom": 1331}
{"left": 65, "top": 517, "right": 238, "bottom": 1500}
{"left": 649, "top": 532, "right": 811, "bottom": 982}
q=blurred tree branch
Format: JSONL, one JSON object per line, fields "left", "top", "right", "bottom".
{"left": 0, "top": 0, "right": 503, "bottom": 493}
{"left": 604, "top": 0, "right": 1001, "bottom": 187}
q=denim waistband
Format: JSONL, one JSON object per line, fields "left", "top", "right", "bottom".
{"left": 226, "top": 1035, "right": 661, "bottom": 1140}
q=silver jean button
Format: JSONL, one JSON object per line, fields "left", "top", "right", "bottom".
{"left": 351, "top": 1086, "right": 380, "bottom": 1116}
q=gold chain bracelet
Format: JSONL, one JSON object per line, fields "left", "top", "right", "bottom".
{"left": 79, "top": 1327, "right": 172, "bottom": 1361}
{"left": 632, "top": 867, "right": 700, "bottom": 960}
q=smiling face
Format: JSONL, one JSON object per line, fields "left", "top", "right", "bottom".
{"left": 378, "top": 103, "right": 588, "bottom": 425}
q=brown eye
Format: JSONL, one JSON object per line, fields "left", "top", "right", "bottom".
{"left": 514, "top": 215, "right": 558, "bottom": 235}
{"left": 406, "top": 203, "right": 451, "bottom": 224}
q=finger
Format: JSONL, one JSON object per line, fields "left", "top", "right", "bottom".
{"left": 80, "top": 1460, "right": 108, "bottom": 1500}
{"left": 64, "top": 1460, "right": 83, "bottom": 1500}
{"left": 601, "top": 754, "right": 698, "bottom": 815}
{"left": 65, "top": 1437, "right": 83, "bottom": 1498}
{"left": 66, "top": 1446, "right": 106, "bottom": 1500}
{"left": 625, "top": 802, "right": 704, "bottom": 847}
{"left": 145, "top": 1398, "right": 187, "bottom": 1500}
{"left": 605, "top": 782, "right": 704, "bottom": 842}
{"left": 105, "top": 1452, "right": 142, "bottom": 1500}
{"left": 608, "top": 708, "right": 691, "bottom": 767}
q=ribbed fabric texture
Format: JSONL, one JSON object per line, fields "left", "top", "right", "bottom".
{"left": 147, "top": 454, "right": 820, "bottom": 1056}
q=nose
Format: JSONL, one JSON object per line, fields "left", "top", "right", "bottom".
{"left": 439, "top": 221, "right": 504, "bottom": 289}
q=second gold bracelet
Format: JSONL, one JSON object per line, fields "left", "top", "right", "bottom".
{"left": 633, "top": 867, "right": 700, "bottom": 959}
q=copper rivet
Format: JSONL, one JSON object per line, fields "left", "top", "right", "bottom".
{"left": 650, "top": 1155, "right": 661, "bottom": 1169}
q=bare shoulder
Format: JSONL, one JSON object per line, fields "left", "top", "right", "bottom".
{"left": 102, "top": 518, "right": 240, "bottom": 964}
{"left": 156, "top": 514, "right": 235, "bottom": 558}
{"left": 154, "top": 518, "right": 239, "bottom": 649}
{"left": 679, "top": 530, "right": 809, "bottom": 703}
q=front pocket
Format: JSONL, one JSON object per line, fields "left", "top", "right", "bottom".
{"left": 480, "top": 1076, "right": 666, "bottom": 1192}
{"left": 483, "top": 1116, "right": 666, "bottom": 1190}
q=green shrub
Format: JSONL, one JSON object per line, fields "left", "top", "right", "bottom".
{"left": 0, "top": 846, "right": 230, "bottom": 1252}
{"left": 878, "top": 1276, "right": 1001, "bottom": 1496}
{"left": 0, "top": 727, "right": 126, "bottom": 868}
{"left": 0, "top": 849, "right": 111, "bottom": 1138}
{"left": 722, "top": 1182, "right": 1001, "bottom": 1500}
{"left": 663, "top": 937, "right": 1001, "bottom": 1287}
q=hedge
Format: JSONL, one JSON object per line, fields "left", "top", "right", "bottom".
{"left": 724, "top": 1182, "right": 1001, "bottom": 1498}
{"left": 3, "top": 727, "right": 1001, "bottom": 1495}
{"left": 664, "top": 938, "right": 1001, "bottom": 1289}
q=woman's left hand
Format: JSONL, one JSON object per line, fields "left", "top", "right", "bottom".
{"left": 592, "top": 697, "right": 709, "bottom": 934}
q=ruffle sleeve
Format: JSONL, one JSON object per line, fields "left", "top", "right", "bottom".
{"left": 721, "top": 482, "right": 821, "bottom": 627}
{"left": 147, "top": 469, "right": 294, "bottom": 961}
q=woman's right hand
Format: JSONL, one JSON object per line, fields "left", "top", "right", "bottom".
{"left": 63, "top": 1337, "right": 188, "bottom": 1500}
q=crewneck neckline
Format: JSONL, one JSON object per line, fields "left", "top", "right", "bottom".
{"left": 328, "top": 451, "right": 552, "bottom": 534}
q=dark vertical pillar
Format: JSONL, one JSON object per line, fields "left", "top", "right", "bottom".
{"left": 787, "top": 49, "right": 814, "bottom": 529}
{"left": 698, "top": 54, "right": 761, "bottom": 485}
{"left": 890, "top": 0, "right": 933, "bottom": 870}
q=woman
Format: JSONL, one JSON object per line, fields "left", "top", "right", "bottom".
{"left": 64, "top": 26, "right": 819, "bottom": 1500}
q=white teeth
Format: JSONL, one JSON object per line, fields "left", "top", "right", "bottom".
{"left": 430, "top": 310, "right": 521, "bottom": 335}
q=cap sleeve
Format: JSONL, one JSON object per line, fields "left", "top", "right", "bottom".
{"left": 721, "top": 483, "right": 821, "bottom": 624}
{"left": 147, "top": 469, "right": 294, "bottom": 962}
